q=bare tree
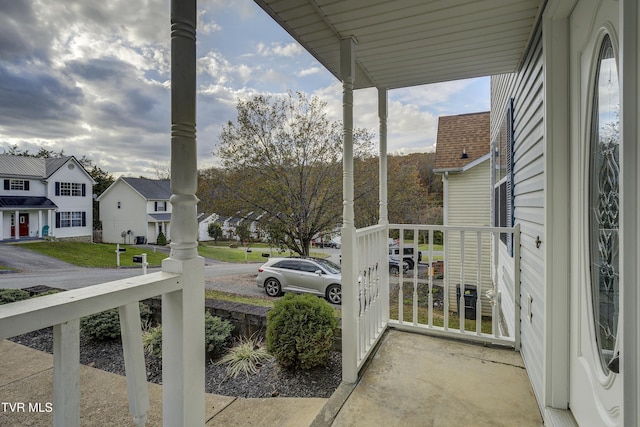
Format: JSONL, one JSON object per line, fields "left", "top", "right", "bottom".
{"left": 214, "top": 91, "right": 373, "bottom": 256}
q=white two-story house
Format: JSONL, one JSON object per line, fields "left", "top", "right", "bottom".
{"left": 0, "top": 155, "right": 94, "bottom": 242}
{"left": 97, "top": 177, "right": 172, "bottom": 245}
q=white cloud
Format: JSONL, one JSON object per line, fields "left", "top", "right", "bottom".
{"left": 299, "top": 67, "right": 322, "bottom": 77}
{"left": 257, "top": 42, "right": 304, "bottom": 57}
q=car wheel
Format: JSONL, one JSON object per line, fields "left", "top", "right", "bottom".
{"left": 326, "top": 284, "right": 341, "bottom": 305}
{"left": 406, "top": 259, "right": 414, "bottom": 270}
{"left": 264, "top": 278, "right": 282, "bottom": 297}
{"left": 389, "top": 265, "right": 399, "bottom": 276}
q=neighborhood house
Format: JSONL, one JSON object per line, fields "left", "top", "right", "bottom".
{"left": 0, "top": 155, "right": 94, "bottom": 242}
{"left": 434, "top": 111, "right": 493, "bottom": 317}
{"left": 98, "top": 177, "right": 171, "bottom": 245}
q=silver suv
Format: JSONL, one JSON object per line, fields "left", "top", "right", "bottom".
{"left": 257, "top": 257, "right": 342, "bottom": 304}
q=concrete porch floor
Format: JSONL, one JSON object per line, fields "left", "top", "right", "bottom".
{"left": 1, "top": 329, "right": 542, "bottom": 426}
{"left": 314, "top": 329, "right": 543, "bottom": 427}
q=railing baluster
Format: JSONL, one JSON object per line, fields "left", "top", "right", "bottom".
{"left": 443, "top": 229, "right": 449, "bottom": 331}
{"left": 459, "top": 230, "right": 466, "bottom": 333}
{"left": 476, "top": 232, "right": 482, "bottom": 336}
{"left": 492, "top": 231, "right": 500, "bottom": 338}
{"left": 53, "top": 319, "right": 80, "bottom": 427}
{"left": 120, "top": 302, "right": 150, "bottom": 427}
{"left": 428, "top": 229, "right": 434, "bottom": 328}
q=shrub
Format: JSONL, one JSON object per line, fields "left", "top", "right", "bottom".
{"left": 32, "top": 289, "right": 62, "bottom": 297}
{"left": 81, "top": 303, "right": 153, "bottom": 341}
{"left": 267, "top": 293, "right": 338, "bottom": 370}
{"left": 0, "top": 289, "right": 31, "bottom": 305}
{"left": 142, "top": 325, "right": 163, "bottom": 358}
{"left": 215, "top": 335, "right": 272, "bottom": 378}
{"left": 157, "top": 231, "right": 167, "bottom": 245}
{"left": 205, "top": 311, "right": 234, "bottom": 359}
{"left": 140, "top": 311, "right": 233, "bottom": 359}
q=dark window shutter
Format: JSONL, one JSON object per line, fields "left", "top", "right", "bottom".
{"left": 82, "top": 211, "right": 86, "bottom": 227}
{"left": 24, "top": 181, "right": 30, "bottom": 191}
{"left": 82, "top": 183, "right": 86, "bottom": 197}
{"left": 4, "top": 180, "right": 9, "bottom": 190}
{"left": 154, "top": 201, "right": 158, "bottom": 211}
{"left": 56, "top": 213, "right": 60, "bottom": 228}
{"left": 506, "top": 98, "right": 515, "bottom": 255}
{"left": 55, "top": 182, "right": 60, "bottom": 196}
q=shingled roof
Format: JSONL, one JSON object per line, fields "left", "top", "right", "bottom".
{"left": 121, "top": 177, "right": 171, "bottom": 200}
{"left": 434, "top": 112, "right": 490, "bottom": 171}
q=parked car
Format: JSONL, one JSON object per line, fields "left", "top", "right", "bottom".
{"left": 389, "top": 257, "right": 410, "bottom": 276}
{"left": 257, "top": 257, "right": 343, "bottom": 304}
{"left": 388, "top": 245, "right": 422, "bottom": 270}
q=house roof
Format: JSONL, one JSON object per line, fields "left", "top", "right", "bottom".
{"left": 433, "top": 111, "right": 490, "bottom": 172}
{"left": 148, "top": 213, "right": 171, "bottom": 222}
{"left": 0, "top": 155, "right": 95, "bottom": 183}
{"left": 254, "top": 0, "right": 543, "bottom": 90}
{"left": 121, "top": 177, "right": 171, "bottom": 200}
{"left": 0, "top": 156, "right": 46, "bottom": 178}
{"left": 0, "top": 196, "right": 57, "bottom": 210}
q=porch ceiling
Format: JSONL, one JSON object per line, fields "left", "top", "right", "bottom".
{"left": 254, "top": 0, "right": 544, "bottom": 89}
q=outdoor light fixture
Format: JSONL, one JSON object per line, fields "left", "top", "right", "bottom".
{"left": 460, "top": 149, "right": 468, "bottom": 159}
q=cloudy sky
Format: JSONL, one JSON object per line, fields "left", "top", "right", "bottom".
{"left": 0, "top": 0, "right": 489, "bottom": 178}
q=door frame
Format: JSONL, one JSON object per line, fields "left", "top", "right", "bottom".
{"left": 619, "top": 1, "right": 640, "bottom": 425}
{"left": 541, "top": 0, "right": 575, "bottom": 417}
{"left": 542, "top": 0, "right": 639, "bottom": 425}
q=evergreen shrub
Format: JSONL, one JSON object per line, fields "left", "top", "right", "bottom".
{"left": 266, "top": 293, "right": 338, "bottom": 370}
{"left": 81, "top": 303, "right": 153, "bottom": 341}
{"left": 0, "top": 289, "right": 30, "bottom": 305}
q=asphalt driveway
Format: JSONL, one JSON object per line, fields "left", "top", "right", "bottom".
{"left": 0, "top": 241, "right": 77, "bottom": 272}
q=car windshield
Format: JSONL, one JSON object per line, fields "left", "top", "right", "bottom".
{"left": 313, "top": 258, "right": 341, "bottom": 274}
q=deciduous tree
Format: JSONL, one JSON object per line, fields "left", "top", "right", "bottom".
{"left": 214, "top": 91, "right": 373, "bottom": 256}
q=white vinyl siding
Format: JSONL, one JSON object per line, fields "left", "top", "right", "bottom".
{"left": 98, "top": 180, "right": 148, "bottom": 243}
{"left": 491, "top": 26, "right": 545, "bottom": 406}
{"left": 444, "top": 160, "right": 493, "bottom": 316}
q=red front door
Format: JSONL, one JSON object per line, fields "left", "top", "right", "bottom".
{"left": 10, "top": 213, "right": 29, "bottom": 237}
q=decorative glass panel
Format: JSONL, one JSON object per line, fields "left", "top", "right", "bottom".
{"left": 589, "top": 34, "right": 620, "bottom": 373}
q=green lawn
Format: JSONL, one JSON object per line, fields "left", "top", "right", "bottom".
{"left": 16, "top": 241, "right": 168, "bottom": 268}
{"left": 197, "top": 244, "right": 329, "bottom": 263}
{"left": 15, "top": 240, "right": 330, "bottom": 268}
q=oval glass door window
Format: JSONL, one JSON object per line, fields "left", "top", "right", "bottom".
{"left": 589, "top": 33, "right": 620, "bottom": 373}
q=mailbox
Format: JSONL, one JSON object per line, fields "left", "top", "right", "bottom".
{"left": 118, "top": 248, "right": 127, "bottom": 252}
{"left": 132, "top": 255, "right": 143, "bottom": 263}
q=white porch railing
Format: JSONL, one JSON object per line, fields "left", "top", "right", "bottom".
{"left": 0, "top": 264, "right": 202, "bottom": 427}
{"left": 387, "top": 224, "right": 521, "bottom": 349}
{"left": 351, "top": 224, "right": 390, "bottom": 374}
{"left": 343, "top": 223, "right": 521, "bottom": 380}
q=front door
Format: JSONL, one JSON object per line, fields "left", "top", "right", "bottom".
{"left": 569, "top": 0, "right": 622, "bottom": 424}
{"left": 10, "top": 213, "right": 29, "bottom": 237}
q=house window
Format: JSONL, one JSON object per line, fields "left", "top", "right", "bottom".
{"left": 55, "top": 182, "right": 86, "bottom": 197}
{"left": 4, "top": 179, "right": 29, "bottom": 191}
{"left": 493, "top": 98, "right": 515, "bottom": 252}
{"left": 56, "top": 211, "right": 87, "bottom": 228}
{"left": 155, "top": 201, "right": 167, "bottom": 212}
{"left": 589, "top": 33, "right": 619, "bottom": 373}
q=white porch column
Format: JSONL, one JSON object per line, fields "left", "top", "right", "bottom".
{"left": 48, "top": 210, "right": 53, "bottom": 237}
{"left": 161, "top": 1, "right": 205, "bottom": 426}
{"left": 378, "top": 88, "right": 389, "bottom": 225}
{"left": 620, "top": 0, "right": 639, "bottom": 425}
{"left": 0, "top": 211, "right": 3, "bottom": 241}
{"left": 38, "top": 210, "right": 42, "bottom": 237}
{"left": 340, "top": 37, "right": 358, "bottom": 384}
{"left": 14, "top": 210, "right": 19, "bottom": 240}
